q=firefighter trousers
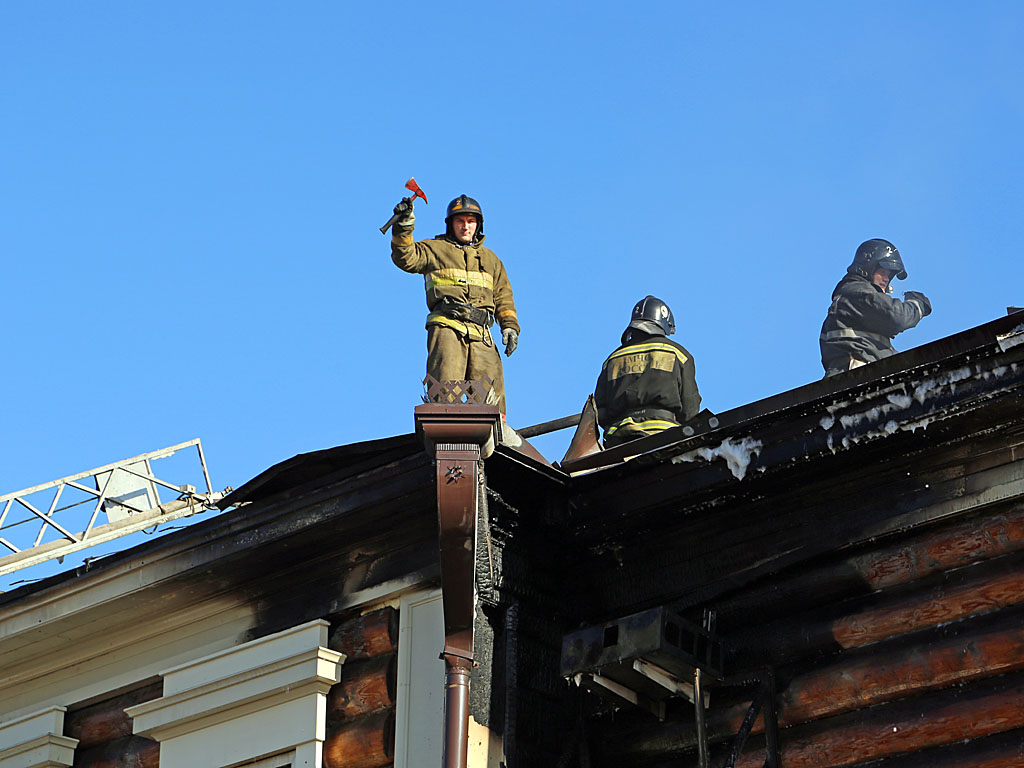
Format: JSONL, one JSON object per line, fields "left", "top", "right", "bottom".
{"left": 426, "top": 324, "right": 506, "bottom": 413}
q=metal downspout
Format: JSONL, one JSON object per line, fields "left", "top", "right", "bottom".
{"left": 414, "top": 400, "right": 501, "bottom": 768}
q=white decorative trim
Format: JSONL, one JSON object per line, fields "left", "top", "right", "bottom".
{"left": 0, "top": 707, "right": 78, "bottom": 768}
{"left": 393, "top": 589, "right": 445, "bottom": 768}
{"left": 126, "top": 620, "right": 343, "bottom": 768}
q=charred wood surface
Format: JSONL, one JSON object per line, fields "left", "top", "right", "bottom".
{"left": 72, "top": 735, "right": 159, "bottom": 768}
{"left": 329, "top": 607, "right": 398, "bottom": 660}
{"left": 733, "top": 550, "right": 1024, "bottom": 664}
{"left": 717, "top": 502, "right": 1024, "bottom": 631}
{"left": 730, "top": 673, "right": 1024, "bottom": 768}
{"left": 600, "top": 609, "right": 1024, "bottom": 761}
{"left": 65, "top": 681, "right": 162, "bottom": 750}
{"left": 327, "top": 653, "right": 396, "bottom": 720}
{"left": 850, "top": 726, "right": 1024, "bottom": 768}
{"left": 323, "top": 709, "right": 395, "bottom": 768}
{"left": 569, "top": 391, "right": 1024, "bottom": 622}
{"left": 574, "top": 445, "right": 1024, "bottom": 623}
{"left": 66, "top": 679, "right": 161, "bottom": 753}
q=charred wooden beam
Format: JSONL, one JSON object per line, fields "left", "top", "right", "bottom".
{"left": 849, "top": 725, "right": 1024, "bottom": 768}
{"left": 602, "top": 612, "right": 1024, "bottom": 760}
{"left": 735, "top": 551, "right": 1024, "bottom": 663}
{"left": 323, "top": 710, "right": 395, "bottom": 768}
{"left": 768, "top": 612, "right": 1024, "bottom": 730}
{"left": 65, "top": 681, "right": 162, "bottom": 750}
{"left": 327, "top": 654, "right": 397, "bottom": 720}
{"left": 329, "top": 607, "right": 398, "bottom": 660}
{"left": 729, "top": 674, "right": 1024, "bottom": 768}
{"left": 717, "top": 503, "right": 1024, "bottom": 630}
{"left": 72, "top": 735, "right": 159, "bottom": 768}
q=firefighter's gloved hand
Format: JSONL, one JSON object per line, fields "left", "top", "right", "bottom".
{"left": 502, "top": 328, "right": 518, "bottom": 356}
{"left": 905, "top": 291, "right": 932, "bottom": 317}
{"left": 393, "top": 197, "right": 415, "bottom": 228}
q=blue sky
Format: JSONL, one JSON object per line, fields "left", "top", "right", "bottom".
{"left": 3, "top": 4, "right": 1023, "bottom": 585}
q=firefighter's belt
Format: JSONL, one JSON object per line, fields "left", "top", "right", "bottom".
{"left": 433, "top": 299, "right": 494, "bottom": 328}
{"left": 621, "top": 407, "right": 678, "bottom": 424}
{"left": 823, "top": 328, "right": 892, "bottom": 345}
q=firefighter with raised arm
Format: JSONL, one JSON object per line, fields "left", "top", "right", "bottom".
{"left": 820, "top": 239, "right": 932, "bottom": 377}
{"left": 595, "top": 296, "right": 701, "bottom": 447}
{"left": 390, "top": 193, "right": 519, "bottom": 413}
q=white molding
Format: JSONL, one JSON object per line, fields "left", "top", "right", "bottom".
{"left": 393, "top": 589, "right": 445, "bottom": 768}
{"left": 0, "top": 707, "right": 78, "bottom": 768}
{"left": 127, "top": 620, "right": 343, "bottom": 768}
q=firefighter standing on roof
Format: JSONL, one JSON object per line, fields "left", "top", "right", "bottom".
{"left": 595, "top": 296, "right": 701, "bottom": 447}
{"left": 390, "top": 194, "right": 519, "bottom": 413}
{"left": 820, "top": 239, "right": 932, "bottom": 377}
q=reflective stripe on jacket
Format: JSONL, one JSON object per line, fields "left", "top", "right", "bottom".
{"left": 391, "top": 224, "right": 520, "bottom": 335}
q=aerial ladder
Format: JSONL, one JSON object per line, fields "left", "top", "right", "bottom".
{"left": 0, "top": 439, "right": 227, "bottom": 583}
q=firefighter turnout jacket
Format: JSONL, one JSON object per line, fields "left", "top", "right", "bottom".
{"left": 595, "top": 330, "right": 701, "bottom": 443}
{"left": 819, "top": 274, "right": 928, "bottom": 375}
{"left": 391, "top": 222, "right": 519, "bottom": 341}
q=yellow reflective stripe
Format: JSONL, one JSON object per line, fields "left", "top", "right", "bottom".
{"left": 604, "top": 341, "right": 688, "bottom": 367}
{"left": 393, "top": 232, "right": 414, "bottom": 247}
{"left": 427, "top": 313, "right": 489, "bottom": 341}
{"left": 425, "top": 269, "right": 494, "bottom": 291}
{"left": 607, "top": 418, "right": 676, "bottom": 435}
{"left": 496, "top": 308, "right": 517, "bottom": 321}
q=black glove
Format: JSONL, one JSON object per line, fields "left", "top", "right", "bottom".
{"left": 393, "top": 197, "right": 415, "bottom": 227}
{"left": 904, "top": 291, "right": 932, "bottom": 317}
{"left": 502, "top": 328, "right": 518, "bottom": 356}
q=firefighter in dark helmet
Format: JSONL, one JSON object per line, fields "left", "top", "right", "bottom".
{"left": 820, "top": 239, "right": 932, "bottom": 377}
{"left": 595, "top": 296, "right": 701, "bottom": 447}
{"left": 390, "top": 194, "right": 519, "bottom": 413}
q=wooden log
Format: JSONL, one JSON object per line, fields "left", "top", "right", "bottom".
{"left": 744, "top": 552, "right": 1024, "bottom": 661}
{"left": 604, "top": 613, "right": 1024, "bottom": 758}
{"left": 850, "top": 726, "right": 1024, "bottom": 768}
{"left": 73, "top": 735, "right": 160, "bottom": 768}
{"left": 329, "top": 607, "right": 398, "bottom": 660}
{"left": 772, "top": 614, "right": 1024, "bottom": 729}
{"left": 733, "top": 676, "right": 1024, "bottom": 768}
{"left": 65, "top": 681, "right": 163, "bottom": 750}
{"left": 717, "top": 504, "right": 1024, "bottom": 630}
{"left": 323, "top": 710, "right": 395, "bottom": 768}
{"left": 327, "top": 654, "right": 397, "bottom": 720}
{"left": 830, "top": 557, "right": 1024, "bottom": 651}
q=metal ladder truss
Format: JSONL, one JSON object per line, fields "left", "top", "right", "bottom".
{"left": 0, "top": 439, "right": 225, "bottom": 578}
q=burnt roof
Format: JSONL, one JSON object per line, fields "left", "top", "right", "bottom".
{"left": 562, "top": 310, "right": 1024, "bottom": 475}
{"left": 217, "top": 433, "right": 421, "bottom": 509}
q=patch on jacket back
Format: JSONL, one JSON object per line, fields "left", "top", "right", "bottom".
{"left": 606, "top": 350, "right": 679, "bottom": 380}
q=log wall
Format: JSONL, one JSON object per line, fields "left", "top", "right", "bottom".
{"left": 600, "top": 499, "right": 1024, "bottom": 767}
{"left": 325, "top": 606, "right": 399, "bottom": 768}
{"left": 65, "top": 681, "right": 161, "bottom": 768}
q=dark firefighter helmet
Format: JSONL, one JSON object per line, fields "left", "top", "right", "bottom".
{"left": 849, "top": 238, "right": 907, "bottom": 281}
{"left": 627, "top": 295, "right": 676, "bottom": 337}
{"left": 445, "top": 194, "right": 484, "bottom": 238}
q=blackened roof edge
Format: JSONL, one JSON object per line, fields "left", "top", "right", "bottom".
{"left": 561, "top": 310, "right": 1024, "bottom": 474}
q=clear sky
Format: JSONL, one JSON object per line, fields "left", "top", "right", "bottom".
{"left": 3, "top": 4, "right": 1023, "bottom": 587}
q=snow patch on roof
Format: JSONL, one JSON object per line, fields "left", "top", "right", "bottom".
{"left": 887, "top": 393, "right": 913, "bottom": 408}
{"left": 672, "top": 436, "right": 763, "bottom": 480}
{"left": 913, "top": 366, "right": 973, "bottom": 405}
{"left": 996, "top": 324, "right": 1024, "bottom": 352}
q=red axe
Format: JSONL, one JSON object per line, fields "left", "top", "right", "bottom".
{"left": 380, "top": 178, "right": 428, "bottom": 234}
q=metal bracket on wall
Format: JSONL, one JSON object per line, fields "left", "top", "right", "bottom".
{"left": 717, "top": 667, "right": 780, "bottom": 768}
